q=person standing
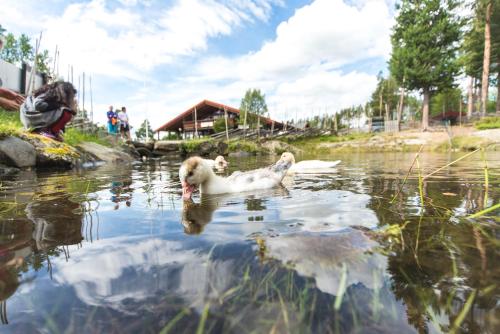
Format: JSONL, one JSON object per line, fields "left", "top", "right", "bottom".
{"left": 106, "top": 105, "right": 118, "bottom": 135}
{"left": 117, "top": 106, "right": 131, "bottom": 141}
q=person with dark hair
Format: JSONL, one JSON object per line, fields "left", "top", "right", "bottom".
{"left": 106, "top": 105, "right": 118, "bottom": 135}
{"left": 20, "top": 81, "right": 77, "bottom": 141}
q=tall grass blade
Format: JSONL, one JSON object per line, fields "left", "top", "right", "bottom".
{"left": 334, "top": 263, "right": 347, "bottom": 311}
{"left": 450, "top": 290, "right": 476, "bottom": 334}
{"left": 423, "top": 148, "right": 480, "bottom": 179}
{"left": 196, "top": 303, "right": 210, "bottom": 334}
{"left": 160, "top": 309, "right": 190, "bottom": 334}
{"left": 467, "top": 202, "right": 500, "bottom": 219}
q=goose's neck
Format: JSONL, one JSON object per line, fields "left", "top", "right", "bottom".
{"left": 200, "top": 169, "right": 231, "bottom": 194}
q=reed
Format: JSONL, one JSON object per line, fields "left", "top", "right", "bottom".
{"left": 449, "top": 290, "right": 476, "bottom": 334}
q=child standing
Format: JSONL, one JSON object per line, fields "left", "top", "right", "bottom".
{"left": 117, "top": 106, "right": 131, "bottom": 142}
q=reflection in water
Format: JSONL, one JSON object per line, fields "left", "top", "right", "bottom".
{"left": 182, "top": 197, "right": 219, "bottom": 234}
{"left": 0, "top": 152, "right": 498, "bottom": 333}
{"left": 110, "top": 174, "right": 133, "bottom": 210}
{"left": 260, "top": 229, "right": 387, "bottom": 295}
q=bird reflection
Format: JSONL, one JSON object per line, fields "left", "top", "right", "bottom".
{"left": 181, "top": 187, "right": 289, "bottom": 235}
{"left": 181, "top": 196, "right": 220, "bottom": 235}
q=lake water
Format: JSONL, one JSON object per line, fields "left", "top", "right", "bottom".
{"left": 0, "top": 152, "right": 499, "bottom": 333}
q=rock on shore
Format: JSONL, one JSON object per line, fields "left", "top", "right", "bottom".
{"left": 0, "top": 134, "right": 138, "bottom": 174}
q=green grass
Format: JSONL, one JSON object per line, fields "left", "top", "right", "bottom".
{"left": 435, "top": 135, "right": 488, "bottom": 152}
{"left": 283, "top": 132, "right": 373, "bottom": 151}
{"left": 227, "top": 139, "right": 262, "bottom": 154}
{"left": 180, "top": 138, "right": 214, "bottom": 153}
{"left": 63, "top": 128, "right": 112, "bottom": 147}
{"left": 474, "top": 116, "right": 500, "bottom": 130}
{"left": 0, "top": 108, "right": 23, "bottom": 138}
{"left": 1, "top": 108, "right": 111, "bottom": 147}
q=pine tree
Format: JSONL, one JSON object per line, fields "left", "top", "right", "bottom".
{"left": 389, "top": 0, "right": 462, "bottom": 130}
{"left": 239, "top": 89, "right": 268, "bottom": 128}
{"left": 0, "top": 33, "right": 19, "bottom": 63}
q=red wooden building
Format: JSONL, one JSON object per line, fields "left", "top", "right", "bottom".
{"left": 154, "top": 100, "right": 285, "bottom": 139}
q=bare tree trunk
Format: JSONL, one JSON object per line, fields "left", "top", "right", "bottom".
{"left": 396, "top": 81, "right": 405, "bottom": 131}
{"left": 467, "top": 76, "right": 474, "bottom": 119}
{"left": 385, "top": 103, "right": 390, "bottom": 121}
{"left": 481, "top": 1, "right": 492, "bottom": 117}
{"left": 422, "top": 88, "right": 430, "bottom": 131}
{"left": 497, "top": 71, "right": 500, "bottom": 113}
{"left": 379, "top": 92, "right": 383, "bottom": 117}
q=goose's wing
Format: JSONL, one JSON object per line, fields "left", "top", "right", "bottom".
{"left": 226, "top": 166, "right": 288, "bottom": 192}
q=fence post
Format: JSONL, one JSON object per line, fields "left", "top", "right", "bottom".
{"left": 20, "top": 62, "right": 27, "bottom": 94}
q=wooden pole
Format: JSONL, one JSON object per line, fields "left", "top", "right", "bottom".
{"left": 459, "top": 95, "right": 462, "bottom": 127}
{"left": 77, "top": 76, "right": 82, "bottom": 116}
{"left": 243, "top": 105, "right": 248, "bottom": 137}
{"left": 56, "top": 49, "right": 60, "bottom": 78}
{"left": 257, "top": 114, "right": 260, "bottom": 140}
{"left": 53, "top": 45, "right": 58, "bottom": 75}
{"left": 82, "top": 72, "right": 86, "bottom": 117}
{"left": 27, "top": 32, "right": 42, "bottom": 94}
{"left": 90, "top": 75, "right": 94, "bottom": 123}
{"left": 77, "top": 75, "right": 81, "bottom": 115}
{"left": 224, "top": 107, "right": 229, "bottom": 141}
{"left": 194, "top": 106, "right": 198, "bottom": 138}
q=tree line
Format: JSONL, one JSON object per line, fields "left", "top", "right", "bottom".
{"left": 243, "top": 1, "right": 500, "bottom": 131}
{"left": 388, "top": 0, "right": 499, "bottom": 130}
{"left": 0, "top": 25, "right": 51, "bottom": 74}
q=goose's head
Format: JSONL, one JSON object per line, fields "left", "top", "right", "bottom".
{"left": 214, "top": 155, "right": 228, "bottom": 168}
{"left": 179, "top": 157, "right": 211, "bottom": 200}
{"left": 280, "top": 152, "right": 296, "bottom": 164}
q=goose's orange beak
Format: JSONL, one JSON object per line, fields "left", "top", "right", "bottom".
{"left": 181, "top": 181, "right": 195, "bottom": 200}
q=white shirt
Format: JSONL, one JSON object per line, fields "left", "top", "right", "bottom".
{"left": 118, "top": 111, "right": 129, "bottom": 124}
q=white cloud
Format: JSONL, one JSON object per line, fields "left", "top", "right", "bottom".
{"left": 1, "top": 0, "right": 393, "bottom": 130}
{"left": 142, "top": 0, "right": 392, "bottom": 128}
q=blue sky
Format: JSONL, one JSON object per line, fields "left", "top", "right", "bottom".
{"left": 1, "top": 0, "right": 395, "bottom": 132}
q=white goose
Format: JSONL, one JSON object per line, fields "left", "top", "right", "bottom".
{"left": 279, "top": 152, "right": 340, "bottom": 173}
{"left": 203, "top": 155, "right": 228, "bottom": 170}
{"left": 179, "top": 155, "right": 293, "bottom": 200}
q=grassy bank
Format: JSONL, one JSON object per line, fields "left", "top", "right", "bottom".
{"left": 282, "top": 132, "right": 373, "bottom": 151}
{"left": 475, "top": 116, "right": 500, "bottom": 130}
{"left": 277, "top": 129, "right": 499, "bottom": 153}
{"left": 180, "top": 138, "right": 265, "bottom": 155}
{"left": 0, "top": 108, "right": 23, "bottom": 138}
{"left": 0, "top": 108, "right": 111, "bottom": 147}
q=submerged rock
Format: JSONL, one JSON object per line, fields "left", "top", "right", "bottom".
{"left": 261, "top": 140, "right": 301, "bottom": 155}
{"left": 0, "top": 163, "right": 20, "bottom": 176}
{"left": 77, "top": 142, "right": 136, "bottom": 164}
{"left": 0, "top": 136, "right": 36, "bottom": 168}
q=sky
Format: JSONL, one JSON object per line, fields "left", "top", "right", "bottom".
{"left": 0, "top": 0, "right": 396, "bottom": 132}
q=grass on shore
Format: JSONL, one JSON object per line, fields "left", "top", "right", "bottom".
{"left": 64, "top": 128, "right": 112, "bottom": 147}
{"left": 180, "top": 138, "right": 214, "bottom": 154}
{"left": 0, "top": 107, "right": 111, "bottom": 147}
{"left": 282, "top": 132, "right": 373, "bottom": 151}
{"left": 227, "top": 139, "right": 262, "bottom": 154}
{"left": 0, "top": 108, "right": 23, "bottom": 138}
{"left": 475, "top": 116, "right": 500, "bottom": 130}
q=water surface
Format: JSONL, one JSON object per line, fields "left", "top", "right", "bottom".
{"left": 0, "top": 152, "right": 499, "bottom": 333}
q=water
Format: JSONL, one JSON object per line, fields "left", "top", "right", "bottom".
{"left": 0, "top": 152, "right": 499, "bottom": 333}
